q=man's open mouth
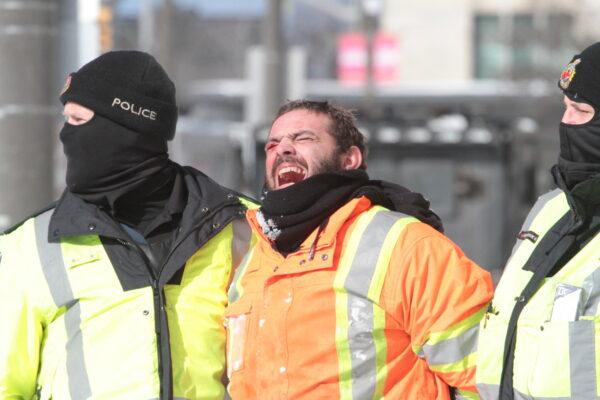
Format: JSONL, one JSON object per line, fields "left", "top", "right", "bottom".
{"left": 277, "top": 166, "right": 307, "bottom": 188}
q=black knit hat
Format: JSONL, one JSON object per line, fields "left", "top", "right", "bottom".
{"left": 558, "top": 42, "right": 600, "bottom": 111}
{"left": 60, "top": 50, "right": 178, "bottom": 140}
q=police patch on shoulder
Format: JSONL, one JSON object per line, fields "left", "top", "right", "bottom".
{"left": 60, "top": 74, "right": 72, "bottom": 95}
{"left": 559, "top": 58, "right": 580, "bottom": 90}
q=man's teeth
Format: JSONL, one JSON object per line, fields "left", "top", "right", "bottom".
{"left": 278, "top": 166, "right": 304, "bottom": 177}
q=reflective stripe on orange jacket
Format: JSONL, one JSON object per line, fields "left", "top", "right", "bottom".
{"left": 226, "top": 197, "right": 493, "bottom": 399}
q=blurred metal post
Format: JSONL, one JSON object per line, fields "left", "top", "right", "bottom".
{"left": 138, "top": 0, "right": 155, "bottom": 53}
{"left": 361, "top": 0, "right": 382, "bottom": 118}
{"left": 287, "top": 46, "right": 307, "bottom": 100}
{"left": 53, "top": 0, "right": 101, "bottom": 199}
{"left": 262, "top": 0, "right": 285, "bottom": 118}
{"left": 0, "top": 0, "right": 58, "bottom": 229}
{"left": 242, "top": 47, "right": 268, "bottom": 189}
{"left": 245, "top": 47, "right": 268, "bottom": 126}
{"left": 56, "top": 0, "right": 101, "bottom": 91}
{"left": 77, "top": 0, "right": 100, "bottom": 64}
{"left": 158, "top": 0, "right": 174, "bottom": 73}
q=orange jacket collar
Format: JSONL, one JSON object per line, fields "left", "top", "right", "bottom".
{"left": 247, "top": 196, "right": 373, "bottom": 256}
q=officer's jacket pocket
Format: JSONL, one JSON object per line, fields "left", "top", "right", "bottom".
{"left": 224, "top": 301, "right": 252, "bottom": 378}
{"left": 64, "top": 252, "right": 101, "bottom": 269}
{"left": 527, "top": 316, "right": 599, "bottom": 397}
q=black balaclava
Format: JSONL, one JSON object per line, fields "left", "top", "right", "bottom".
{"left": 59, "top": 115, "right": 175, "bottom": 215}
{"left": 59, "top": 51, "right": 180, "bottom": 231}
{"left": 557, "top": 43, "right": 600, "bottom": 190}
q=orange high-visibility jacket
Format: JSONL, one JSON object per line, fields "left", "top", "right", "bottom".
{"left": 226, "top": 197, "right": 493, "bottom": 399}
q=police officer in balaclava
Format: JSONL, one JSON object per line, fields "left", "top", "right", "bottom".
{"left": 0, "top": 50, "right": 253, "bottom": 399}
{"left": 476, "top": 42, "right": 600, "bottom": 400}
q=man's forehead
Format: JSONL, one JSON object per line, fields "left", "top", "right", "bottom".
{"left": 270, "top": 110, "right": 332, "bottom": 135}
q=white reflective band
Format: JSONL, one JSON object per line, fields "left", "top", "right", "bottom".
{"left": 422, "top": 324, "right": 479, "bottom": 366}
{"left": 35, "top": 210, "right": 92, "bottom": 399}
{"left": 506, "top": 189, "right": 563, "bottom": 261}
{"left": 340, "top": 209, "right": 413, "bottom": 399}
{"left": 581, "top": 268, "right": 600, "bottom": 317}
{"left": 476, "top": 383, "right": 499, "bottom": 400}
{"left": 231, "top": 219, "right": 252, "bottom": 274}
{"left": 569, "top": 320, "right": 599, "bottom": 399}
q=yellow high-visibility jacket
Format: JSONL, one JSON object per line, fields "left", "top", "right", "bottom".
{"left": 0, "top": 168, "right": 255, "bottom": 400}
{"left": 477, "top": 185, "right": 600, "bottom": 399}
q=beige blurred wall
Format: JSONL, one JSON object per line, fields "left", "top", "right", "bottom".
{"left": 381, "top": 0, "right": 600, "bottom": 82}
{"left": 382, "top": 0, "right": 473, "bottom": 82}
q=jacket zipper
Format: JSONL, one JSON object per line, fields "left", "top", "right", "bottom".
{"left": 115, "top": 200, "right": 242, "bottom": 399}
{"left": 117, "top": 237, "right": 168, "bottom": 399}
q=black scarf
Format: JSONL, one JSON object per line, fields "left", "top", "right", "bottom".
{"left": 60, "top": 115, "right": 178, "bottom": 233}
{"left": 258, "top": 170, "right": 443, "bottom": 254}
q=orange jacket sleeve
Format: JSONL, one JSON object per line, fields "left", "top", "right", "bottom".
{"left": 384, "top": 222, "right": 494, "bottom": 395}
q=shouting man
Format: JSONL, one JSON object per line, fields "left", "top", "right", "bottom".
{"left": 225, "top": 100, "right": 493, "bottom": 399}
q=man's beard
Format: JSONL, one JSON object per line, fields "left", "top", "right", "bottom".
{"left": 266, "top": 151, "right": 344, "bottom": 190}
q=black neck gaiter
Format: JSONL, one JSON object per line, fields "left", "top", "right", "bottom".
{"left": 258, "top": 170, "right": 370, "bottom": 254}
{"left": 60, "top": 115, "right": 176, "bottom": 230}
{"left": 258, "top": 170, "right": 445, "bottom": 255}
{"left": 557, "top": 115, "right": 600, "bottom": 190}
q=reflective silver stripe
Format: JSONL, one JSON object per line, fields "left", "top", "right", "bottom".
{"left": 507, "top": 189, "right": 563, "bottom": 260}
{"left": 582, "top": 267, "right": 600, "bottom": 317}
{"left": 477, "top": 382, "right": 575, "bottom": 400}
{"left": 344, "top": 210, "right": 403, "bottom": 399}
{"left": 422, "top": 324, "right": 478, "bottom": 365}
{"left": 228, "top": 245, "right": 254, "bottom": 304}
{"left": 521, "top": 189, "right": 562, "bottom": 233}
{"left": 35, "top": 211, "right": 74, "bottom": 308}
{"left": 481, "top": 321, "right": 600, "bottom": 400}
{"left": 514, "top": 389, "right": 570, "bottom": 400}
{"left": 148, "top": 397, "right": 191, "bottom": 400}
{"left": 231, "top": 219, "right": 251, "bottom": 273}
{"left": 346, "top": 294, "right": 376, "bottom": 399}
{"left": 569, "top": 320, "right": 599, "bottom": 399}
{"left": 35, "top": 210, "right": 92, "bottom": 399}
{"left": 476, "top": 383, "right": 499, "bottom": 400}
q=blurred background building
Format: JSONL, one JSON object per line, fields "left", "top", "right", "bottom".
{"left": 2, "top": 0, "right": 599, "bottom": 279}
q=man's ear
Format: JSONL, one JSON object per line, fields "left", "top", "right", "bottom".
{"left": 341, "top": 145, "right": 363, "bottom": 170}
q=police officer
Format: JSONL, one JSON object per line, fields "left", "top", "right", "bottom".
{"left": 477, "top": 42, "right": 600, "bottom": 399}
{"left": 0, "top": 51, "right": 254, "bottom": 399}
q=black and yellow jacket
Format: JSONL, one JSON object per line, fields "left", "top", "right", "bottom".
{"left": 0, "top": 167, "right": 256, "bottom": 400}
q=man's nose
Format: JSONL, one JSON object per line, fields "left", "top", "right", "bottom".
{"left": 277, "top": 138, "right": 295, "bottom": 155}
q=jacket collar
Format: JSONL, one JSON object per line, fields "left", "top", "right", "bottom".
{"left": 247, "top": 196, "right": 373, "bottom": 258}
{"left": 49, "top": 166, "right": 245, "bottom": 243}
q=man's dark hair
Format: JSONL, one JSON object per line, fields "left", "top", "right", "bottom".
{"left": 274, "top": 100, "right": 368, "bottom": 169}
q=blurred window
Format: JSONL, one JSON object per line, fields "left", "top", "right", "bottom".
{"left": 474, "top": 13, "right": 573, "bottom": 80}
